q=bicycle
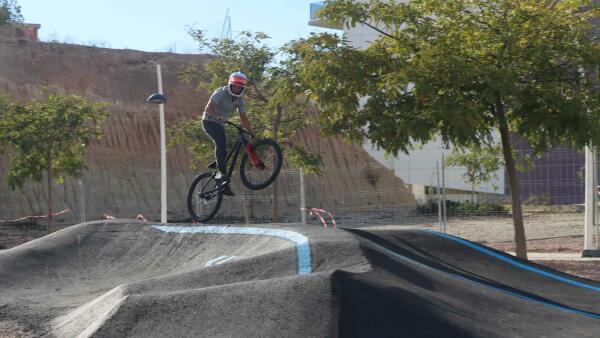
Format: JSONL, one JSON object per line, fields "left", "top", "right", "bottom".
{"left": 187, "top": 121, "right": 283, "bottom": 222}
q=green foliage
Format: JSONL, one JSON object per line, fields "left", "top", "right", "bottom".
{"left": 0, "top": 93, "right": 9, "bottom": 130}
{"left": 416, "top": 200, "right": 508, "bottom": 216}
{"left": 168, "top": 114, "right": 241, "bottom": 169}
{"left": 0, "top": 89, "right": 110, "bottom": 189}
{"left": 289, "top": 0, "right": 600, "bottom": 155}
{"left": 289, "top": 0, "right": 600, "bottom": 257}
{"left": 446, "top": 143, "right": 503, "bottom": 192}
{"left": 0, "top": 0, "right": 23, "bottom": 26}
{"left": 445, "top": 142, "right": 534, "bottom": 193}
{"left": 286, "top": 144, "right": 323, "bottom": 175}
{"left": 175, "top": 30, "right": 323, "bottom": 173}
{"left": 180, "top": 30, "right": 273, "bottom": 97}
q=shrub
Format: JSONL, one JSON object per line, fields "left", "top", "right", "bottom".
{"left": 416, "top": 200, "right": 508, "bottom": 216}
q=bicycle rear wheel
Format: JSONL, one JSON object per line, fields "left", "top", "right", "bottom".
{"left": 240, "top": 139, "right": 283, "bottom": 190}
{"left": 187, "top": 172, "right": 223, "bottom": 222}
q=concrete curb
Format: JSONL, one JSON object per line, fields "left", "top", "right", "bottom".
{"left": 507, "top": 252, "right": 600, "bottom": 261}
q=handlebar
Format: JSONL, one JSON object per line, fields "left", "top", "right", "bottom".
{"left": 225, "top": 121, "right": 254, "bottom": 138}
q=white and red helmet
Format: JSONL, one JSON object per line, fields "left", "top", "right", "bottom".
{"left": 228, "top": 71, "right": 248, "bottom": 97}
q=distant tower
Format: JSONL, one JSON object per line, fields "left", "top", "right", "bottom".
{"left": 221, "top": 8, "right": 232, "bottom": 39}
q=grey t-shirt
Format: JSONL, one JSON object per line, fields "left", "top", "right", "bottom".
{"left": 202, "top": 86, "right": 246, "bottom": 125}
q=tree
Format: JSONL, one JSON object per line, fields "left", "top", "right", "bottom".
{"left": 0, "top": 89, "right": 109, "bottom": 233}
{"left": 447, "top": 143, "right": 534, "bottom": 203}
{"left": 0, "top": 0, "right": 23, "bottom": 26}
{"left": 446, "top": 144, "right": 503, "bottom": 203}
{"left": 175, "top": 30, "right": 323, "bottom": 222}
{"left": 288, "top": 0, "right": 600, "bottom": 259}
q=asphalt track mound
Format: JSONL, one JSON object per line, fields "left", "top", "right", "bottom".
{"left": 340, "top": 229, "right": 600, "bottom": 337}
{"left": 0, "top": 220, "right": 365, "bottom": 337}
{"left": 0, "top": 221, "right": 599, "bottom": 337}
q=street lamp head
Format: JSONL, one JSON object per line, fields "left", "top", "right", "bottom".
{"left": 147, "top": 93, "right": 167, "bottom": 104}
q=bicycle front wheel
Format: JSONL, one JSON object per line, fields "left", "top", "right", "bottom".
{"left": 240, "top": 139, "right": 283, "bottom": 190}
{"left": 187, "top": 172, "right": 223, "bottom": 222}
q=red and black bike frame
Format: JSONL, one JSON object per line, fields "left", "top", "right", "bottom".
{"left": 207, "top": 122, "right": 263, "bottom": 185}
{"left": 198, "top": 122, "right": 264, "bottom": 198}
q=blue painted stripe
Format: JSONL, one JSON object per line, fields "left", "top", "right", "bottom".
{"left": 364, "top": 236, "right": 600, "bottom": 319}
{"left": 152, "top": 225, "right": 311, "bottom": 275}
{"left": 421, "top": 230, "right": 600, "bottom": 292}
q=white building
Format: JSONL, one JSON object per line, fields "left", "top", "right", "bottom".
{"left": 309, "top": 1, "right": 505, "bottom": 197}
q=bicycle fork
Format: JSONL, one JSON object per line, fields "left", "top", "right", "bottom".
{"left": 245, "top": 143, "right": 265, "bottom": 170}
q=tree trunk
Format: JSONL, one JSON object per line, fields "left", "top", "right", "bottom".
{"left": 47, "top": 150, "right": 53, "bottom": 234}
{"left": 271, "top": 105, "right": 282, "bottom": 223}
{"left": 471, "top": 181, "right": 475, "bottom": 204}
{"left": 496, "top": 95, "right": 528, "bottom": 259}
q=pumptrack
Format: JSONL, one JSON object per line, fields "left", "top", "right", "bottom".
{"left": 0, "top": 220, "right": 598, "bottom": 337}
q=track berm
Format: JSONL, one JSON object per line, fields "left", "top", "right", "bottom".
{"left": 1, "top": 220, "right": 598, "bottom": 337}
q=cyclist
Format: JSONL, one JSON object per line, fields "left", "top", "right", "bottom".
{"left": 202, "top": 71, "right": 254, "bottom": 196}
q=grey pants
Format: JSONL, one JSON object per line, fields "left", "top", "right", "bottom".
{"left": 202, "top": 119, "right": 227, "bottom": 174}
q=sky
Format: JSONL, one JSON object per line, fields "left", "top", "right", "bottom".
{"left": 17, "top": 0, "right": 337, "bottom": 54}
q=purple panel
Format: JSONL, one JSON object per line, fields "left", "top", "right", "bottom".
{"left": 508, "top": 135, "right": 584, "bottom": 205}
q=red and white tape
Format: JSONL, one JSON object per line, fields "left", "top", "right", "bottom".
{"left": 3, "top": 208, "right": 72, "bottom": 223}
{"left": 103, "top": 213, "right": 148, "bottom": 222}
{"left": 301, "top": 207, "right": 337, "bottom": 229}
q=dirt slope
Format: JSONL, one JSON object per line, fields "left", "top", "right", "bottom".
{"left": 0, "top": 39, "right": 413, "bottom": 223}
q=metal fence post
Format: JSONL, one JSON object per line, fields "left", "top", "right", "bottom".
{"left": 437, "top": 161, "right": 442, "bottom": 231}
{"left": 156, "top": 64, "right": 167, "bottom": 224}
{"left": 583, "top": 146, "right": 599, "bottom": 256}
{"left": 442, "top": 153, "right": 447, "bottom": 233}
{"left": 300, "top": 169, "right": 307, "bottom": 224}
{"left": 78, "top": 178, "right": 85, "bottom": 224}
{"left": 594, "top": 148, "right": 599, "bottom": 249}
{"left": 585, "top": 146, "right": 595, "bottom": 251}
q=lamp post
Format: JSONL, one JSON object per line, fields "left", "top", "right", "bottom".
{"left": 147, "top": 64, "right": 168, "bottom": 224}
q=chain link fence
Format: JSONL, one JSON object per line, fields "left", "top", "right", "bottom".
{"left": 1, "top": 153, "right": 598, "bottom": 250}
{"left": 0, "top": 159, "right": 591, "bottom": 225}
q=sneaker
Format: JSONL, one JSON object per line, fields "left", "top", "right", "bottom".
{"left": 215, "top": 170, "right": 226, "bottom": 180}
{"left": 214, "top": 171, "right": 234, "bottom": 196}
{"left": 207, "top": 161, "right": 217, "bottom": 169}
